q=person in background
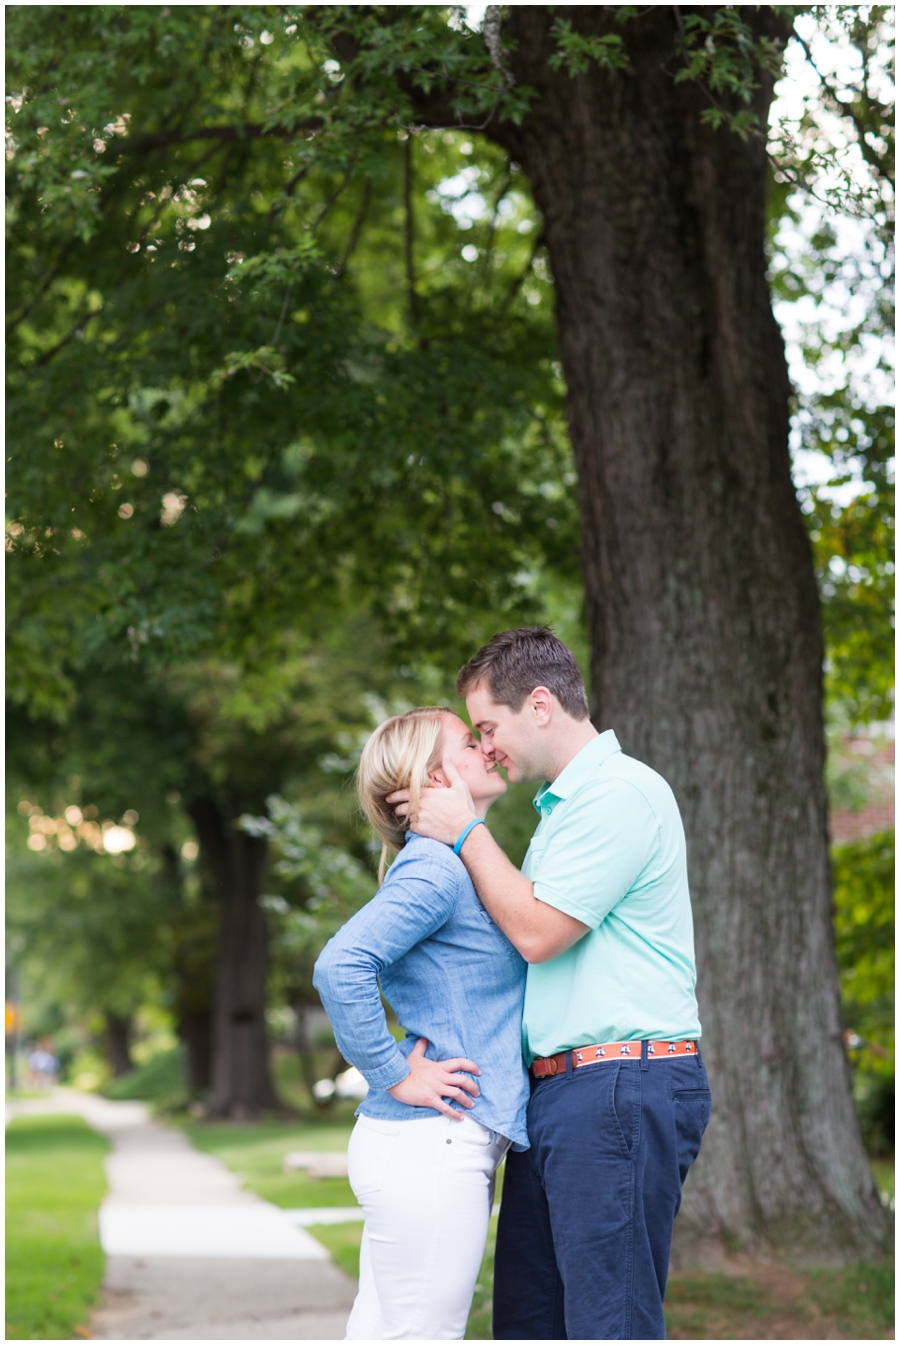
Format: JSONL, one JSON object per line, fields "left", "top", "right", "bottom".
{"left": 27, "top": 1041, "right": 59, "bottom": 1091}
{"left": 314, "top": 706, "right": 530, "bottom": 1341}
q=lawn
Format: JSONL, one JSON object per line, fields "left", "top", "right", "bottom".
{"left": 665, "top": 1261, "right": 895, "bottom": 1339}
{"left": 6, "top": 1114, "right": 109, "bottom": 1341}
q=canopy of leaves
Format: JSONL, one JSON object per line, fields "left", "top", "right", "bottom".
{"left": 7, "top": 5, "right": 579, "bottom": 730}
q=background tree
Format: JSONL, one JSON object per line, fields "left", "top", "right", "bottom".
{"left": 7, "top": 4, "right": 576, "bottom": 1115}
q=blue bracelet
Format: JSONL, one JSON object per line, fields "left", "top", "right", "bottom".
{"left": 453, "top": 818, "right": 485, "bottom": 856}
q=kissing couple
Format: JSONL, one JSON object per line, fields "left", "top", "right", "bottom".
{"left": 315, "top": 626, "right": 710, "bottom": 1340}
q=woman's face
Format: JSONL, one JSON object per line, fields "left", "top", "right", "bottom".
{"left": 431, "top": 714, "right": 507, "bottom": 811}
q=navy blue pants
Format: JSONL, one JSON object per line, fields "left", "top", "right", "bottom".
{"left": 493, "top": 1047, "right": 711, "bottom": 1340}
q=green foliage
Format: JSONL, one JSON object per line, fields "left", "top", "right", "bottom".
{"left": 832, "top": 829, "right": 894, "bottom": 1157}
{"left": 5, "top": 1115, "right": 108, "bottom": 1341}
{"left": 102, "top": 1044, "right": 187, "bottom": 1104}
{"left": 547, "top": 20, "right": 627, "bottom": 76}
{"left": 832, "top": 829, "right": 894, "bottom": 1052}
{"left": 6, "top": 831, "right": 175, "bottom": 1023}
{"left": 769, "top": 5, "right": 894, "bottom": 214}
{"left": 7, "top": 6, "right": 575, "bottom": 715}
{"left": 240, "top": 791, "right": 376, "bottom": 1004}
{"left": 808, "top": 473, "right": 894, "bottom": 726}
{"left": 674, "top": 7, "right": 791, "bottom": 135}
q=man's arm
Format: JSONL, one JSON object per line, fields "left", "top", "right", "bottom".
{"left": 455, "top": 822, "right": 588, "bottom": 963}
{"left": 394, "top": 760, "right": 588, "bottom": 963}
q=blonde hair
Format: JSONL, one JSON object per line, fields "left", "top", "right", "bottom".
{"left": 357, "top": 707, "right": 454, "bottom": 881}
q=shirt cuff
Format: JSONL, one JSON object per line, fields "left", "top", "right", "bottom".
{"left": 533, "top": 880, "right": 607, "bottom": 931}
{"left": 359, "top": 1051, "right": 412, "bottom": 1092}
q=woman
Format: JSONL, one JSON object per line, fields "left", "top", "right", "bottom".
{"left": 313, "top": 707, "right": 529, "bottom": 1341}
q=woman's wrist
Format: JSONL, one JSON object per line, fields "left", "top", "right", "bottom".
{"left": 452, "top": 817, "right": 485, "bottom": 855}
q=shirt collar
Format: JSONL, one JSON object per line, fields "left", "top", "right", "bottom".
{"left": 532, "top": 730, "right": 621, "bottom": 817}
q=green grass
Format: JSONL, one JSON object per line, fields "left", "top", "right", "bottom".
{"left": 306, "top": 1221, "right": 365, "bottom": 1280}
{"left": 182, "top": 1118, "right": 358, "bottom": 1208}
{"left": 665, "top": 1273, "right": 769, "bottom": 1338}
{"left": 6, "top": 1115, "right": 109, "bottom": 1340}
{"left": 806, "top": 1260, "right": 895, "bottom": 1337}
{"left": 665, "top": 1261, "right": 894, "bottom": 1340}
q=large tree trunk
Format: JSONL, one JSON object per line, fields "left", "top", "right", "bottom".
{"left": 189, "top": 796, "right": 281, "bottom": 1117}
{"left": 162, "top": 844, "right": 217, "bottom": 1096}
{"left": 483, "top": 7, "right": 888, "bottom": 1262}
{"left": 104, "top": 1012, "right": 134, "bottom": 1078}
{"left": 179, "top": 1007, "right": 213, "bottom": 1094}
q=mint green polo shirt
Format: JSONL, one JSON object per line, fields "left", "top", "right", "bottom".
{"left": 521, "top": 730, "right": 700, "bottom": 1063}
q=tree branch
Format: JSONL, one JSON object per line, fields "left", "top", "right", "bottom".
{"left": 793, "top": 32, "right": 894, "bottom": 187}
{"left": 403, "top": 138, "right": 421, "bottom": 326}
{"left": 336, "top": 179, "right": 372, "bottom": 278}
{"left": 118, "top": 121, "right": 320, "bottom": 155}
{"left": 310, "top": 169, "right": 352, "bottom": 234}
{"left": 501, "top": 230, "right": 545, "bottom": 312}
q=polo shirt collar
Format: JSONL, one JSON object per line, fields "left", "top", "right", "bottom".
{"left": 532, "top": 729, "right": 621, "bottom": 816}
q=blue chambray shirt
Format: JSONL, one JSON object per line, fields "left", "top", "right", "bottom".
{"left": 313, "top": 832, "right": 530, "bottom": 1150}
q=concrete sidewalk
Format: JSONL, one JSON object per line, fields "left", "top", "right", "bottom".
{"left": 7, "top": 1090, "right": 357, "bottom": 1339}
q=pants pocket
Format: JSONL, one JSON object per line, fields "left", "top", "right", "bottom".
{"left": 673, "top": 1088, "right": 712, "bottom": 1184}
{"left": 459, "top": 1115, "right": 496, "bottom": 1146}
{"left": 347, "top": 1118, "right": 402, "bottom": 1198}
{"left": 610, "top": 1062, "right": 640, "bottom": 1159}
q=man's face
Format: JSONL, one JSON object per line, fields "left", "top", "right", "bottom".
{"left": 465, "top": 681, "right": 547, "bottom": 784}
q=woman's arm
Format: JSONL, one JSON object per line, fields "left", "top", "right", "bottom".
{"left": 312, "top": 847, "right": 481, "bottom": 1120}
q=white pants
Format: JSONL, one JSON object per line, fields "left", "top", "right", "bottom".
{"left": 345, "top": 1114, "right": 510, "bottom": 1340}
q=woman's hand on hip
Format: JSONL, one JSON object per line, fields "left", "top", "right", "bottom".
{"left": 386, "top": 1037, "right": 481, "bottom": 1120}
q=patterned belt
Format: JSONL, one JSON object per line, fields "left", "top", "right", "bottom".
{"left": 531, "top": 1039, "right": 698, "bottom": 1078}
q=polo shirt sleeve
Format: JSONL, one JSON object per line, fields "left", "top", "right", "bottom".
{"left": 531, "top": 780, "right": 660, "bottom": 929}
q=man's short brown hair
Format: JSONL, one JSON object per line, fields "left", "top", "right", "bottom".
{"left": 456, "top": 626, "right": 590, "bottom": 721}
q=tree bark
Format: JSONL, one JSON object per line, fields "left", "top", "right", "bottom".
{"left": 104, "top": 1012, "right": 134, "bottom": 1078}
{"left": 474, "top": 6, "right": 888, "bottom": 1262}
{"left": 179, "top": 1008, "right": 213, "bottom": 1094}
{"left": 160, "top": 843, "right": 216, "bottom": 1095}
{"left": 188, "top": 796, "right": 281, "bottom": 1117}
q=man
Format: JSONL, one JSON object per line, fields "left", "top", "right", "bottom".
{"left": 396, "top": 627, "right": 709, "bottom": 1340}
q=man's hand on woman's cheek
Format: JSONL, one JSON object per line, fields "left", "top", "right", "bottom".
{"left": 387, "top": 759, "right": 478, "bottom": 846}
